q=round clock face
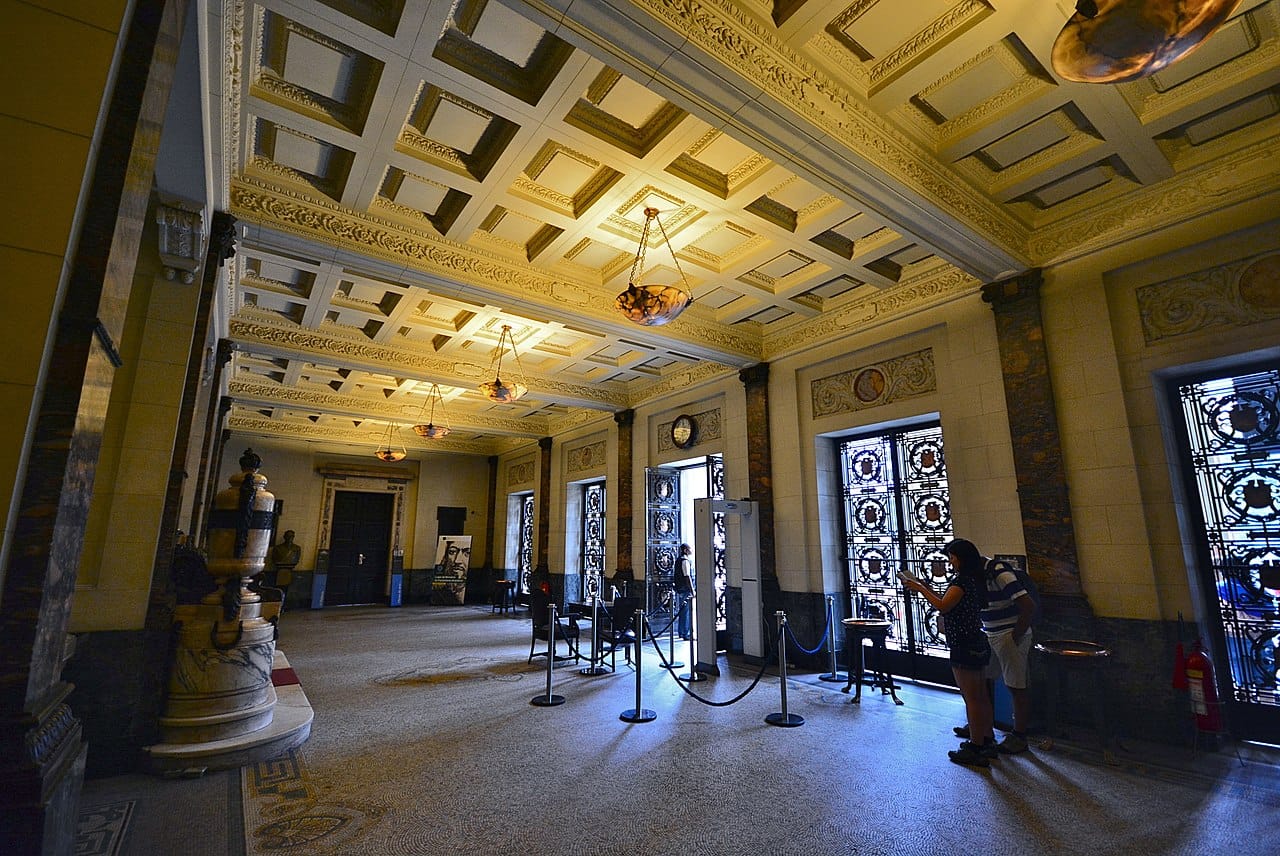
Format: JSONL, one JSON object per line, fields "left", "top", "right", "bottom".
{"left": 671, "top": 415, "right": 696, "bottom": 448}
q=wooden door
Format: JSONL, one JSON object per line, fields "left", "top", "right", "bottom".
{"left": 326, "top": 490, "right": 394, "bottom": 606}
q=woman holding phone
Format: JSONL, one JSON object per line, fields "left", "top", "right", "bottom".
{"left": 899, "top": 538, "right": 995, "bottom": 768}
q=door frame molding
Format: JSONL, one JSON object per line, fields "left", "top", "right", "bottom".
{"left": 316, "top": 464, "right": 413, "bottom": 561}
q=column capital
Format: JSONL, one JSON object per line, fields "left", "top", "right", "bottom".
{"left": 981, "top": 269, "right": 1043, "bottom": 308}
{"left": 739, "top": 362, "right": 770, "bottom": 388}
{"left": 613, "top": 408, "right": 635, "bottom": 428}
{"left": 209, "top": 211, "right": 237, "bottom": 268}
{"left": 538, "top": 436, "right": 553, "bottom": 451}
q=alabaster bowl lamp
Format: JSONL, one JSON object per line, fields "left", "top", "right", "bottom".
{"left": 373, "top": 421, "right": 407, "bottom": 462}
{"left": 1051, "top": 0, "right": 1242, "bottom": 83}
{"left": 413, "top": 382, "right": 452, "bottom": 439}
{"left": 480, "top": 324, "right": 528, "bottom": 403}
{"left": 614, "top": 206, "right": 693, "bottom": 326}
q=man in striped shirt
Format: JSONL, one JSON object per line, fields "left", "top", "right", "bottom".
{"left": 980, "top": 560, "right": 1036, "bottom": 754}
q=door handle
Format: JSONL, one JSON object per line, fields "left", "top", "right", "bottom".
{"left": 357, "top": 553, "right": 365, "bottom": 565}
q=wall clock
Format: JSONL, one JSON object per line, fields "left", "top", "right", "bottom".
{"left": 671, "top": 414, "right": 697, "bottom": 449}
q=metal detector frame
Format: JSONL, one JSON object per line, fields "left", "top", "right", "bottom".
{"left": 692, "top": 498, "right": 760, "bottom": 675}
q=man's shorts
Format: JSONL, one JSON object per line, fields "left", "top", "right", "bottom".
{"left": 986, "top": 629, "right": 1033, "bottom": 689}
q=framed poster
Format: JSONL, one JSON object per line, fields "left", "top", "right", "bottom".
{"left": 432, "top": 536, "right": 473, "bottom": 605}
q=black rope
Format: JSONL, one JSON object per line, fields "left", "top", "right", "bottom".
{"left": 642, "top": 619, "right": 773, "bottom": 707}
{"left": 783, "top": 606, "right": 833, "bottom": 656}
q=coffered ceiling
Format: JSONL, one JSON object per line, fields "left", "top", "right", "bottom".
{"left": 206, "top": 0, "right": 1280, "bottom": 457}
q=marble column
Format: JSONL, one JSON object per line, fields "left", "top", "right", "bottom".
{"left": 613, "top": 409, "right": 635, "bottom": 590}
{"left": 981, "top": 271, "right": 1094, "bottom": 630}
{"left": 189, "top": 339, "right": 235, "bottom": 542}
{"left": 535, "top": 437, "right": 553, "bottom": 591}
{"left": 0, "top": 1, "right": 189, "bottom": 851}
{"left": 481, "top": 455, "right": 499, "bottom": 580}
{"left": 739, "top": 364, "right": 778, "bottom": 591}
{"left": 146, "top": 214, "right": 232, "bottom": 632}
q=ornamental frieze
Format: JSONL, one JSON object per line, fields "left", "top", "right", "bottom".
{"left": 811, "top": 348, "right": 937, "bottom": 419}
{"left": 1137, "top": 252, "right": 1280, "bottom": 344}
{"left": 566, "top": 440, "right": 607, "bottom": 474}
{"left": 507, "top": 459, "right": 536, "bottom": 488}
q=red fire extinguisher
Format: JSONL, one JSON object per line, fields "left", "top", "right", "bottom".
{"left": 1184, "top": 638, "right": 1222, "bottom": 733}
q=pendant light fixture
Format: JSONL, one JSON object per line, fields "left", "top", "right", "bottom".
{"left": 614, "top": 207, "right": 693, "bottom": 326}
{"left": 412, "top": 383, "right": 452, "bottom": 439}
{"left": 479, "top": 324, "right": 528, "bottom": 403}
{"left": 1051, "top": 0, "right": 1242, "bottom": 84}
{"left": 373, "top": 422, "right": 407, "bottom": 462}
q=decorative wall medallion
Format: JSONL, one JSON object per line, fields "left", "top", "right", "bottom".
{"left": 811, "top": 348, "right": 936, "bottom": 418}
{"left": 853, "top": 368, "right": 886, "bottom": 403}
{"left": 1137, "top": 252, "right": 1280, "bottom": 343}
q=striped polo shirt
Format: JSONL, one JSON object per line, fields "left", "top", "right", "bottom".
{"left": 981, "top": 563, "right": 1028, "bottom": 635}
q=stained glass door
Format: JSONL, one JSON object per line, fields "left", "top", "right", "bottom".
{"left": 1174, "top": 364, "right": 1280, "bottom": 740}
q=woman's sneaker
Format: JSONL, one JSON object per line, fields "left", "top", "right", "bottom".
{"left": 948, "top": 741, "right": 990, "bottom": 768}
{"left": 997, "top": 731, "right": 1029, "bottom": 754}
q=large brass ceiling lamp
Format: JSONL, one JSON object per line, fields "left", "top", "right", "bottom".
{"left": 1051, "top": 0, "right": 1242, "bottom": 84}
{"left": 412, "top": 383, "right": 452, "bottom": 439}
{"left": 479, "top": 324, "right": 528, "bottom": 403}
{"left": 373, "top": 422, "right": 407, "bottom": 462}
{"left": 614, "top": 207, "right": 693, "bottom": 326}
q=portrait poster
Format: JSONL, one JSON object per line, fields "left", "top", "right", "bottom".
{"left": 432, "top": 536, "right": 472, "bottom": 605}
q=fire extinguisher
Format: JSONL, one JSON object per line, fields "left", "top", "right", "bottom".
{"left": 1184, "top": 638, "right": 1222, "bottom": 733}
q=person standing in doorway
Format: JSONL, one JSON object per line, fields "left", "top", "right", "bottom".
{"left": 900, "top": 538, "right": 995, "bottom": 768}
{"left": 674, "top": 543, "right": 694, "bottom": 640}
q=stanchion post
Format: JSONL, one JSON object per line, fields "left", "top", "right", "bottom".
{"left": 620, "top": 611, "right": 656, "bottom": 723}
{"left": 665, "top": 596, "right": 685, "bottom": 670}
{"left": 580, "top": 591, "right": 608, "bottom": 676}
{"left": 680, "top": 589, "right": 705, "bottom": 682}
{"left": 819, "top": 595, "right": 844, "bottom": 683}
{"left": 530, "top": 603, "right": 566, "bottom": 706}
{"left": 765, "top": 610, "right": 804, "bottom": 727}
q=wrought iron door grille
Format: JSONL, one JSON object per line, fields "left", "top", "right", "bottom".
{"left": 1178, "top": 367, "right": 1280, "bottom": 711}
{"left": 518, "top": 493, "right": 534, "bottom": 594}
{"left": 841, "top": 424, "right": 952, "bottom": 659}
{"left": 582, "top": 482, "right": 606, "bottom": 582}
{"left": 709, "top": 455, "right": 727, "bottom": 630}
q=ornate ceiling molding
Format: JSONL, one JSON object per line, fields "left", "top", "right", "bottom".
{"left": 227, "top": 311, "right": 629, "bottom": 409}
{"left": 227, "top": 412, "right": 500, "bottom": 455}
{"left": 229, "top": 177, "right": 761, "bottom": 364}
{"left": 593, "top": 0, "right": 1029, "bottom": 263}
{"left": 1027, "top": 135, "right": 1280, "bottom": 266}
{"left": 227, "top": 378, "right": 549, "bottom": 437}
{"left": 762, "top": 265, "right": 979, "bottom": 361}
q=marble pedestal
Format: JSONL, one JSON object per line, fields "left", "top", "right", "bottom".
{"left": 158, "top": 589, "right": 279, "bottom": 744}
